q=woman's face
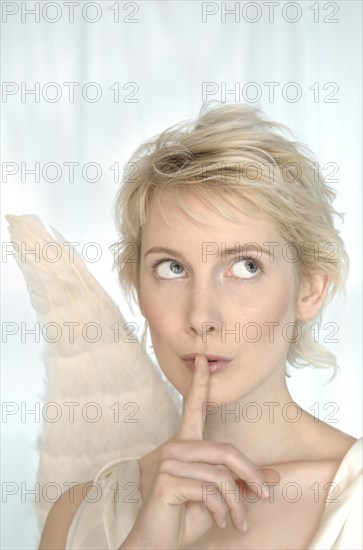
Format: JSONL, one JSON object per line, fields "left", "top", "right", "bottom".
{"left": 138, "top": 191, "right": 302, "bottom": 404}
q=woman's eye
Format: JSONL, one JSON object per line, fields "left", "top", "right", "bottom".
{"left": 231, "top": 258, "right": 261, "bottom": 279}
{"left": 153, "top": 260, "right": 185, "bottom": 279}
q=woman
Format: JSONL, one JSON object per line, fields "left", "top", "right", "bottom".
{"left": 39, "top": 102, "right": 362, "bottom": 549}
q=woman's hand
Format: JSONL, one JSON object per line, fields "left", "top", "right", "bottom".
{"left": 120, "top": 354, "right": 277, "bottom": 550}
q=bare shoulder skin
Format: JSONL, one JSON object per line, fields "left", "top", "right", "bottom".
{"left": 38, "top": 481, "right": 93, "bottom": 550}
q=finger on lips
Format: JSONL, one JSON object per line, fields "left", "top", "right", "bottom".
{"left": 178, "top": 354, "right": 211, "bottom": 441}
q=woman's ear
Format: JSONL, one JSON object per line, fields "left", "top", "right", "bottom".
{"left": 296, "top": 272, "right": 330, "bottom": 321}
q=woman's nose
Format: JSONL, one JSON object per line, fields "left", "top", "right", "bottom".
{"left": 185, "top": 281, "right": 222, "bottom": 338}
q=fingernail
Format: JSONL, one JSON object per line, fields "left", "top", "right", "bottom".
{"left": 220, "top": 518, "right": 226, "bottom": 528}
{"left": 243, "top": 518, "right": 248, "bottom": 532}
{"left": 262, "top": 485, "right": 270, "bottom": 498}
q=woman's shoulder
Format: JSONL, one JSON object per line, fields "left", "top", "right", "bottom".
{"left": 319, "top": 427, "right": 358, "bottom": 459}
{"left": 301, "top": 413, "right": 359, "bottom": 462}
{"left": 39, "top": 457, "right": 144, "bottom": 550}
{"left": 326, "top": 431, "right": 362, "bottom": 483}
{"left": 38, "top": 481, "right": 93, "bottom": 550}
{"left": 306, "top": 434, "right": 362, "bottom": 550}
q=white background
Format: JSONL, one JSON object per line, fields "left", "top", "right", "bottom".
{"left": 1, "top": 1, "right": 362, "bottom": 548}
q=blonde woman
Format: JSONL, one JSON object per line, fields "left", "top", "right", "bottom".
{"left": 39, "top": 102, "right": 362, "bottom": 550}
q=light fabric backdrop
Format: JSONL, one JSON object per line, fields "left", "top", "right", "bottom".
{"left": 1, "top": 1, "right": 362, "bottom": 548}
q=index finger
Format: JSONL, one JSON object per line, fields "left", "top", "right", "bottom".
{"left": 178, "top": 354, "right": 211, "bottom": 441}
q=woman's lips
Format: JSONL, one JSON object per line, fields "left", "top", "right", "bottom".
{"left": 182, "top": 358, "right": 231, "bottom": 374}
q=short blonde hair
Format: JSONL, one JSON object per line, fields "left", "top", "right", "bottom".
{"left": 110, "top": 101, "right": 348, "bottom": 375}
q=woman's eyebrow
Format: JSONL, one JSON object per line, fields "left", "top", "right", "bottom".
{"left": 219, "top": 245, "right": 273, "bottom": 258}
{"left": 143, "top": 245, "right": 273, "bottom": 261}
{"left": 144, "top": 246, "right": 184, "bottom": 259}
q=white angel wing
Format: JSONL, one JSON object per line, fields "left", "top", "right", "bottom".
{"left": 5, "top": 214, "right": 181, "bottom": 530}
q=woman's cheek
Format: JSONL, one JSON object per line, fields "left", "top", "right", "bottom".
{"left": 232, "top": 283, "right": 296, "bottom": 351}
